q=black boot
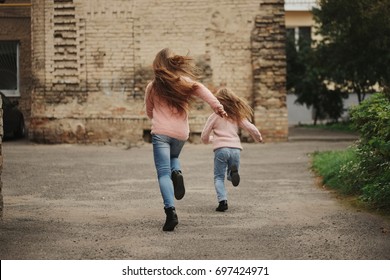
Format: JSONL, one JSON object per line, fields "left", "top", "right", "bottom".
{"left": 230, "top": 165, "right": 240, "bottom": 187}
{"left": 172, "top": 170, "right": 185, "bottom": 200}
{"left": 216, "top": 200, "right": 228, "bottom": 212}
{"left": 163, "top": 207, "right": 178, "bottom": 231}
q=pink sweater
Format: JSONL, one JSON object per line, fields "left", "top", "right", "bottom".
{"left": 201, "top": 113, "right": 262, "bottom": 150}
{"left": 145, "top": 79, "right": 223, "bottom": 141}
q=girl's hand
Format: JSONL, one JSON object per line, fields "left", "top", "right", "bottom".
{"left": 216, "top": 106, "right": 228, "bottom": 118}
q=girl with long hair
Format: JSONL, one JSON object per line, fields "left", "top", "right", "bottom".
{"left": 145, "top": 48, "right": 227, "bottom": 231}
{"left": 201, "top": 87, "right": 263, "bottom": 212}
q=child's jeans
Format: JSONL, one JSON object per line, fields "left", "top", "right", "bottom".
{"left": 152, "top": 134, "right": 186, "bottom": 208}
{"left": 214, "top": 147, "right": 241, "bottom": 202}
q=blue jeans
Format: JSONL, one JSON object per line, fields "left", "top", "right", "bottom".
{"left": 214, "top": 147, "right": 241, "bottom": 202}
{"left": 152, "top": 134, "right": 186, "bottom": 208}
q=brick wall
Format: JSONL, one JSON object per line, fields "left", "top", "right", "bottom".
{"left": 0, "top": 0, "right": 32, "bottom": 130}
{"left": 252, "top": 0, "right": 288, "bottom": 141}
{"left": 30, "top": 0, "right": 287, "bottom": 144}
{"left": 0, "top": 0, "right": 32, "bottom": 218}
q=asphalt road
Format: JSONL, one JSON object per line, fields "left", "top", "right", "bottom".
{"left": 0, "top": 130, "right": 389, "bottom": 260}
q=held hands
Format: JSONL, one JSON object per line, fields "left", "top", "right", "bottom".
{"left": 256, "top": 132, "right": 264, "bottom": 143}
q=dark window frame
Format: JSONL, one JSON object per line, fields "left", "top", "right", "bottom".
{"left": 0, "top": 41, "right": 20, "bottom": 97}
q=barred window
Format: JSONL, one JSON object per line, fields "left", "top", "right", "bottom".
{"left": 0, "top": 41, "right": 19, "bottom": 97}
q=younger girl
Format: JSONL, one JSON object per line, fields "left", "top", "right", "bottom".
{"left": 145, "top": 48, "right": 227, "bottom": 231}
{"left": 201, "top": 87, "right": 263, "bottom": 212}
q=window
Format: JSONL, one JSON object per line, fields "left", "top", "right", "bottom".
{"left": 286, "top": 26, "right": 312, "bottom": 51}
{"left": 286, "top": 26, "right": 313, "bottom": 93}
{"left": 0, "top": 41, "right": 20, "bottom": 97}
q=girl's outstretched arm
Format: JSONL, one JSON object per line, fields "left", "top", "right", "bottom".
{"left": 201, "top": 113, "right": 218, "bottom": 144}
{"left": 144, "top": 82, "right": 154, "bottom": 119}
{"left": 239, "top": 119, "right": 263, "bottom": 142}
{"left": 193, "top": 82, "right": 227, "bottom": 118}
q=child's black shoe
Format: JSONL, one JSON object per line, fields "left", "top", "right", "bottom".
{"left": 230, "top": 165, "right": 240, "bottom": 187}
{"left": 163, "top": 207, "right": 178, "bottom": 231}
{"left": 216, "top": 200, "right": 228, "bottom": 212}
{"left": 172, "top": 170, "right": 185, "bottom": 200}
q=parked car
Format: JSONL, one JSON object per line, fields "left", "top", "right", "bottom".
{"left": 1, "top": 91, "right": 25, "bottom": 139}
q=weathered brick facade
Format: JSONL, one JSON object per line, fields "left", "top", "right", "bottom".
{"left": 30, "top": 0, "right": 287, "bottom": 144}
{"left": 252, "top": 1, "right": 288, "bottom": 140}
{"left": 0, "top": 0, "right": 32, "bottom": 218}
{"left": 0, "top": 0, "right": 32, "bottom": 124}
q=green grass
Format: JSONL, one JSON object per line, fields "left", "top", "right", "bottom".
{"left": 311, "top": 148, "right": 358, "bottom": 193}
{"left": 311, "top": 93, "right": 390, "bottom": 212}
{"left": 312, "top": 147, "right": 390, "bottom": 213}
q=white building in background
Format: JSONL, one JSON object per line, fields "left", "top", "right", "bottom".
{"left": 285, "top": 0, "right": 318, "bottom": 11}
{"left": 285, "top": 0, "right": 319, "bottom": 43}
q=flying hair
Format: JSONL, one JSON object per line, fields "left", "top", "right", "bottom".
{"left": 150, "top": 48, "right": 199, "bottom": 114}
{"left": 215, "top": 87, "right": 254, "bottom": 123}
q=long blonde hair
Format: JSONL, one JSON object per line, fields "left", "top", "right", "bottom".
{"left": 150, "top": 48, "right": 199, "bottom": 114}
{"left": 215, "top": 87, "right": 253, "bottom": 123}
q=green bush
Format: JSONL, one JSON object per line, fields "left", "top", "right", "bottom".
{"left": 312, "top": 92, "right": 390, "bottom": 210}
{"left": 349, "top": 93, "right": 390, "bottom": 208}
{"left": 350, "top": 93, "right": 390, "bottom": 159}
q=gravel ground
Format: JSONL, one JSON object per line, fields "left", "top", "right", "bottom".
{"left": 0, "top": 132, "right": 389, "bottom": 260}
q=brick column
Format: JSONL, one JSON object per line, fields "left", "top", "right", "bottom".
{"left": 251, "top": 0, "right": 288, "bottom": 142}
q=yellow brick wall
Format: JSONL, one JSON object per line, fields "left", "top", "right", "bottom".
{"left": 30, "top": 0, "right": 287, "bottom": 144}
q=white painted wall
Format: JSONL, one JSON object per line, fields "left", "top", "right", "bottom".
{"left": 287, "top": 93, "right": 368, "bottom": 125}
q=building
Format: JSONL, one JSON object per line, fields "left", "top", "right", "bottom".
{"left": 2, "top": 1, "right": 288, "bottom": 213}
{"left": 0, "top": 0, "right": 32, "bottom": 217}
{"left": 1, "top": 0, "right": 288, "bottom": 145}
{"left": 0, "top": 0, "right": 32, "bottom": 120}
{"left": 285, "top": 0, "right": 319, "bottom": 46}
{"left": 29, "top": 0, "right": 287, "bottom": 144}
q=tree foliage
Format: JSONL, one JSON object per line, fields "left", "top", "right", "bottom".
{"left": 313, "top": 0, "right": 390, "bottom": 102}
{"left": 286, "top": 25, "right": 346, "bottom": 124}
{"left": 308, "top": 0, "right": 390, "bottom": 210}
{"left": 349, "top": 93, "right": 390, "bottom": 208}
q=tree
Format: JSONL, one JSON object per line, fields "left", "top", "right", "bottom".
{"left": 313, "top": 0, "right": 390, "bottom": 103}
{"left": 286, "top": 25, "right": 346, "bottom": 124}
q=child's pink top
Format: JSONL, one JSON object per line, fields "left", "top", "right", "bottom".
{"left": 201, "top": 113, "right": 262, "bottom": 150}
{"left": 145, "top": 79, "right": 223, "bottom": 141}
